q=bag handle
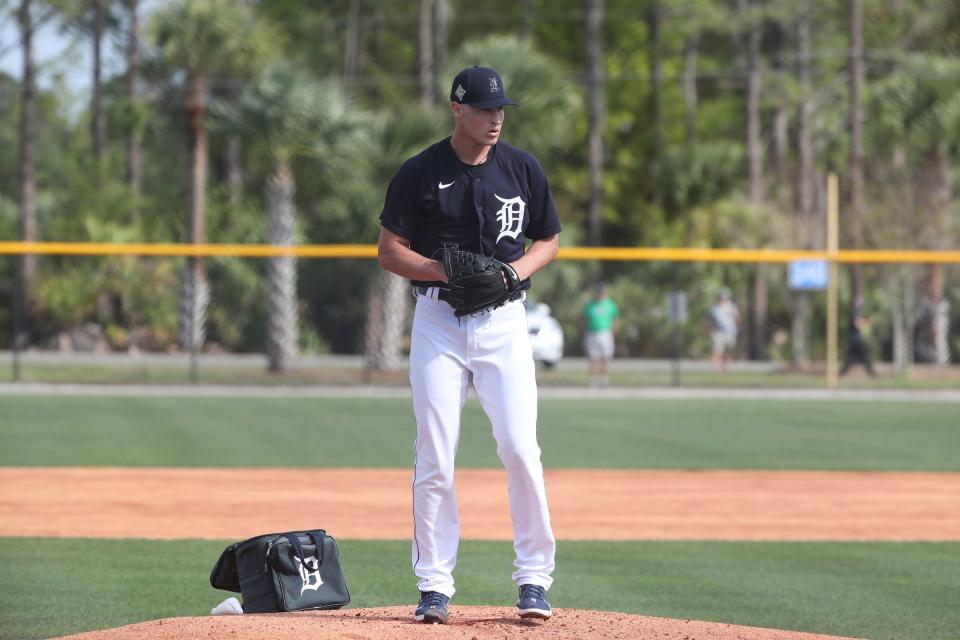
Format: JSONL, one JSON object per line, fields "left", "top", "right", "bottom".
{"left": 284, "top": 530, "right": 326, "bottom": 567}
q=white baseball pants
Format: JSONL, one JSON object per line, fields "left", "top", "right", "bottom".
{"left": 408, "top": 289, "right": 555, "bottom": 598}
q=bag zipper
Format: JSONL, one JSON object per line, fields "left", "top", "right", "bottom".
{"left": 264, "top": 540, "right": 274, "bottom": 572}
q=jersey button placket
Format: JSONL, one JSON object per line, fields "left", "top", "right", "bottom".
{"left": 473, "top": 177, "right": 486, "bottom": 254}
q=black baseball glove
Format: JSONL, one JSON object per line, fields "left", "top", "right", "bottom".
{"left": 440, "top": 245, "right": 521, "bottom": 317}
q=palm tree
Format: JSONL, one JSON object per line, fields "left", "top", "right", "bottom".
{"left": 150, "top": 0, "right": 273, "bottom": 354}
{"left": 645, "top": 0, "right": 662, "bottom": 209}
{"left": 215, "top": 65, "right": 355, "bottom": 372}
{"left": 91, "top": 0, "right": 107, "bottom": 163}
{"left": 736, "top": 0, "right": 767, "bottom": 360}
{"left": 125, "top": 0, "right": 143, "bottom": 224}
{"left": 848, "top": 0, "right": 865, "bottom": 307}
{"left": 791, "top": 0, "right": 815, "bottom": 367}
{"left": 585, "top": 0, "right": 604, "bottom": 246}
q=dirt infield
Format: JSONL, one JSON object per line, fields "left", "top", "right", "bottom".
{"left": 2, "top": 467, "right": 958, "bottom": 540}
{"left": 10, "top": 467, "right": 958, "bottom": 640}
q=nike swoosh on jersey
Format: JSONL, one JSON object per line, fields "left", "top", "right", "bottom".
{"left": 439, "top": 181, "right": 454, "bottom": 190}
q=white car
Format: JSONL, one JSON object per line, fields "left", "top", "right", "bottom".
{"left": 524, "top": 298, "right": 564, "bottom": 368}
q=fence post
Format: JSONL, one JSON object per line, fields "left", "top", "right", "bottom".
{"left": 826, "top": 173, "right": 839, "bottom": 389}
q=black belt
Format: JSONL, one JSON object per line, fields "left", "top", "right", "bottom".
{"left": 414, "top": 286, "right": 523, "bottom": 304}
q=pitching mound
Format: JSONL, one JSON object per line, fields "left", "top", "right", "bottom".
{"left": 53, "top": 606, "right": 861, "bottom": 640}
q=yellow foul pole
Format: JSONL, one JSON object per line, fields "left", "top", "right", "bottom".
{"left": 826, "top": 174, "right": 840, "bottom": 389}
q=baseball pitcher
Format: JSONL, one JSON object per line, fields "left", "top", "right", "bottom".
{"left": 377, "top": 65, "right": 560, "bottom": 624}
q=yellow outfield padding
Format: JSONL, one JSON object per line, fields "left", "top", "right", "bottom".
{"left": 0, "top": 242, "right": 379, "bottom": 259}
{"left": 0, "top": 241, "right": 958, "bottom": 263}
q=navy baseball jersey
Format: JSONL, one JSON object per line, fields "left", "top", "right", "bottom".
{"left": 379, "top": 137, "right": 562, "bottom": 288}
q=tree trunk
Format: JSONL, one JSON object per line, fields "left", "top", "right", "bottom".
{"left": 178, "top": 259, "right": 209, "bottom": 355}
{"left": 890, "top": 274, "right": 916, "bottom": 374}
{"left": 749, "top": 266, "right": 768, "bottom": 360}
{"left": 929, "top": 268, "right": 949, "bottom": 365}
{"left": 343, "top": 0, "right": 361, "bottom": 99}
{"left": 127, "top": 0, "right": 142, "bottom": 226}
{"left": 682, "top": 35, "right": 698, "bottom": 146}
{"left": 918, "top": 264, "right": 949, "bottom": 365}
{"left": 419, "top": 0, "right": 435, "bottom": 109}
{"left": 790, "top": 0, "right": 815, "bottom": 367}
{"left": 179, "top": 72, "right": 209, "bottom": 352}
{"left": 362, "top": 276, "right": 384, "bottom": 378}
{"left": 186, "top": 74, "right": 208, "bottom": 254}
{"left": 434, "top": 0, "right": 450, "bottom": 87}
{"left": 522, "top": 0, "right": 534, "bottom": 41}
{"left": 227, "top": 136, "right": 244, "bottom": 207}
{"left": 891, "top": 298, "right": 906, "bottom": 373}
{"left": 585, "top": 0, "right": 604, "bottom": 246}
{"left": 266, "top": 159, "right": 299, "bottom": 372}
{"left": 365, "top": 271, "right": 409, "bottom": 372}
{"left": 645, "top": 1, "right": 662, "bottom": 206}
{"left": 889, "top": 147, "right": 916, "bottom": 374}
{"left": 790, "top": 293, "right": 811, "bottom": 368}
{"left": 918, "top": 145, "right": 952, "bottom": 365}
{"left": 772, "top": 12, "right": 788, "bottom": 199}
{"left": 745, "top": 2, "right": 766, "bottom": 360}
{"left": 773, "top": 111, "right": 788, "bottom": 200}
{"left": 18, "top": 0, "right": 37, "bottom": 343}
{"left": 746, "top": 6, "right": 763, "bottom": 205}
{"left": 91, "top": 0, "right": 106, "bottom": 164}
{"left": 796, "top": 1, "right": 814, "bottom": 235}
{"left": 848, "top": 0, "right": 865, "bottom": 304}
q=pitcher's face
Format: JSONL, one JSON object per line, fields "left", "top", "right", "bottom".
{"left": 453, "top": 103, "right": 505, "bottom": 147}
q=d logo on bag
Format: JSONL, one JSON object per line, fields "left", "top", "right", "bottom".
{"left": 295, "top": 555, "right": 324, "bottom": 594}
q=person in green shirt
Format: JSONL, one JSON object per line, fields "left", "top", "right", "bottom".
{"left": 582, "top": 283, "right": 619, "bottom": 386}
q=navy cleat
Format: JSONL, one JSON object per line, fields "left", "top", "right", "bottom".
{"left": 414, "top": 591, "right": 450, "bottom": 624}
{"left": 516, "top": 584, "right": 552, "bottom": 620}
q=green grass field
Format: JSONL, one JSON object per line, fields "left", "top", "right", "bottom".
{"left": 1, "top": 538, "right": 957, "bottom": 640}
{"left": 2, "top": 395, "right": 958, "bottom": 470}
{"left": 1, "top": 394, "right": 958, "bottom": 639}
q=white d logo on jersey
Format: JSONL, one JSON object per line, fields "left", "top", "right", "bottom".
{"left": 295, "top": 555, "right": 324, "bottom": 595}
{"left": 495, "top": 194, "right": 525, "bottom": 243}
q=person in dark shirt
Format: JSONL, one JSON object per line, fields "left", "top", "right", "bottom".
{"left": 377, "top": 66, "right": 559, "bottom": 625}
{"left": 840, "top": 297, "right": 875, "bottom": 376}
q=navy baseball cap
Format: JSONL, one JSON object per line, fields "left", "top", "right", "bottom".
{"left": 449, "top": 66, "right": 517, "bottom": 109}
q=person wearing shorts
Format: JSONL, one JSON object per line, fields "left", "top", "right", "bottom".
{"left": 708, "top": 289, "right": 739, "bottom": 372}
{"left": 582, "top": 282, "right": 618, "bottom": 386}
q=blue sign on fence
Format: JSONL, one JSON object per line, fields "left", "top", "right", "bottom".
{"left": 788, "top": 260, "right": 829, "bottom": 290}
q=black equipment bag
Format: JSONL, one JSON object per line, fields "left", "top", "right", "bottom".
{"left": 210, "top": 529, "right": 350, "bottom": 613}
